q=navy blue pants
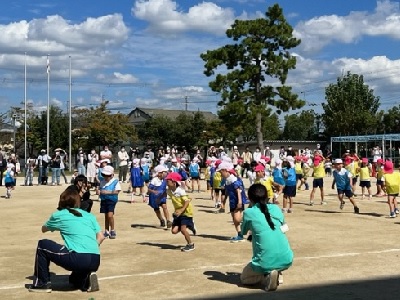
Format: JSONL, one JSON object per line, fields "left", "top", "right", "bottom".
{"left": 33, "top": 239, "right": 100, "bottom": 290}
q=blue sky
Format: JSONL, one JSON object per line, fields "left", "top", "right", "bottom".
{"left": 1, "top": 0, "right": 400, "bottom": 121}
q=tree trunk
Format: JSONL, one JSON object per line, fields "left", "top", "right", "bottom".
{"left": 256, "top": 111, "right": 264, "bottom": 149}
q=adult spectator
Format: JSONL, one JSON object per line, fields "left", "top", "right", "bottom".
{"left": 118, "top": 146, "right": 129, "bottom": 183}
{"left": 286, "top": 145, "right": 295, "bottom": 157}
{"left": 263, "top": 145, "right": 274, "bottom": 160}
{"left": 253, "top": 147, "right": 262, "bottom": 162}
{"left": 100, "top": 145, "right": 113, "bottom": 165}
{"left": 76, "top": 148, "right": 87, "bottom": 176}
{"left": 240, "top": 183, "right": 293, "bottom": 292}
{"left": 207, "top": 146, "right": 217, "bottom": 158}
{"left": 58, "top": 149, "right": 69, "bottom": 184}
{"left": 37, "top": 149, "right": 51, "bottom": 185}
{"left": 87, "top": 149, "right": 99, "bottom": 187}
{"left": 50, "top": 150, "right": 62, "bottom": 186}
{"left": 0, "top": 146, "right": 6, "bottom": 186}
{"left": 217, "top": 146, "right": 226, "bottom": 159}
{"left": 181, "top": 148, "right": 191, "bottom": 162}
{"left": 231, "top": 146, "right": 240, "bottom": 167}
{"left": 241, "top": 146, "right": 253, "bottom": 178}
{"left": 29, "top": 188, "right": 104, "bottom": 293}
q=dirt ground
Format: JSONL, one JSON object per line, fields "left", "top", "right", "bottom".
{"left": 1, "top": 175, "right": 400, "bottom": 300}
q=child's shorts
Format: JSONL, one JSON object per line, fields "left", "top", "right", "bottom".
{"left": 172, "top": 214, "right": 194, "bottom": 229}
{"left": 313, "top": 178, "right": 324, "bottom": 188}
{"left": 100, "top": 199, "right": 117, "bottom": 213}
{"left": 296, "top": 174, "right": 303, "bottom": 180}
{"left": 283, "top": 185, "right": 297, "bottom": 197}
{"left": 337, "top": 189, "right": 353, "bottom": 198}
{"left": 359, "top": 181, "right": 371, "bottom": 188}
{"left": 376, "top": 179, "right": 383, "bottom": 186}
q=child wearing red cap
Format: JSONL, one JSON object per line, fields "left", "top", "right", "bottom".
{"left": 357, "top": 158, "right": 372, "bottom": 200}
{"left": 165, "top": 172, "right": 196, "bottom": 251}
{"left": 254, "top": 164, "right": 278, "bottom": 203}
{"left": 309, "top": 152, "right": 326, "bottom": 206}
{"left": 381, "top": 161, "right": 400, "bottom": 218}
{"left": 294, "top": 156, "right": 305, "bottom": 190}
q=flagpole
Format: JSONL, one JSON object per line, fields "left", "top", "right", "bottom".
{"left": 69, "top": 56, "right": 72, "bottom": 172}
{"left": 46, "top": 54, "right": 50, "bottom": 154}
{"left": 24, "top": 52, "right": 27, "bottom": 166}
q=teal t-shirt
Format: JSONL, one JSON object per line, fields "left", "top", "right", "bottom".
{"left": 241, "top": 203, "right": 293, "bottom": 273}
{"left": 44, "top": 208, "right": 101, "bottom": 255}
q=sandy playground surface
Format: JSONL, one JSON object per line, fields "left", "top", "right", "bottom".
{"left": 1, "top": 176, "right": 400, "bottom": 300}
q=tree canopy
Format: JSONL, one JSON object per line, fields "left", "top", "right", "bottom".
{"left": 201, "top": 3, "right": 304, "bottom": 148}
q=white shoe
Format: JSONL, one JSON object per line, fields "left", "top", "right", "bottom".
{"left": 264, "top": 270, "right": 279, "bottom": 291}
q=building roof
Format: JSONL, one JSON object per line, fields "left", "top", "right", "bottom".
{"left": 127, "top": 107, "right": 218, "bottom": 124}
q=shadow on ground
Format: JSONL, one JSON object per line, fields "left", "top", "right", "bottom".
{"left": 197, "top": 275, "right": 400, "bottom": 300}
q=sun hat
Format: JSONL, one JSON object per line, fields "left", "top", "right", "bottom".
{"left": 154, "top": 165, "right": 168, "bottom": 173}
{"left": 101, "top": 165, "right": 114, "bottom": 176}
{"left": 334, "top": 158, "right": 343, "bottom": 164}
{"left": 217, "top": 161, "right": 234, "bottom": 171}
{"left": 377, "top": 158, "right": 384, "bottom": 164}
{"left": 361, "top": 158, "right": 369, "bottom": 164}
{"left": 384, "top": 161, "right": 394, "bottom": 174}
{"left": 254, "top": 164, "right": 265, "bottom": 172}
{"left": 165, "top": 172, "right": 182, "bottom": 182}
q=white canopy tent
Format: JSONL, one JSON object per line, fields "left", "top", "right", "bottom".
{"left": 330, "top": 133, "right": 400, "bottom": 160}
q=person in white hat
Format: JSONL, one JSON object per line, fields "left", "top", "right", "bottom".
{"left": 96, "top": 165, "right": 121, "bottom": 239}
{"left": 331, "top": 158, "right": 359, "bottom": 214}
{"left": 147, "top": 165, "right": 172, "bottom": 228}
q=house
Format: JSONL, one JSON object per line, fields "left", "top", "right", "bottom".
{"left": 127, "top": 107, "right": 218, "bottom": 126}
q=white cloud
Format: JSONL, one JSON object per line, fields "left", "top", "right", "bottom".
{"left": 96, "top": 72, "right": 139, "bottom": 84}
{"left": 132, "top": 0, "right": 235, "bottom": 35}
{"left": 295, "top": 0, "right": 400, "bottom": 53}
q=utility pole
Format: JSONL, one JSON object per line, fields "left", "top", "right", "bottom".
{"left": 184, "top": 95, "right": 188, "bottom": 111}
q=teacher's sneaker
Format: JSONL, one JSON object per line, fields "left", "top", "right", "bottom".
{"left": 263, "top": 270, "right": 279, "bottom": 292}
{"left": 29, "top": 283, "right": 52, "bottom": 293}
{"left": 87, "top": 272, "right": 99, "bottom": 292}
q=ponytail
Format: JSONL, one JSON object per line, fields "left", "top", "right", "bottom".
{"left": 248, "top": 183, "right": 275, "bottom": 230}
{"left": 67, "top": 208, "right": 82, "bottom": 217}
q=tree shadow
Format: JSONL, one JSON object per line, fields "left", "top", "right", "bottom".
{"left": 196, "top": 234, "right": 231, "bottom": 241}
{"left": 137, "top": 242, "right": 182, "bottom": 250}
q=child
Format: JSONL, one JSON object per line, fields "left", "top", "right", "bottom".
{"left": 331, "top": 159, "right": 360, "bottom": 214}
{"left": 178, "top": 158, "right": 191, "bottom": 191}
{"left": 381, "top": 160, "right": 400, "bottom": 218}
{"left": 212, "top": 160, "right": 225, "bottom": 212}
{"left": 254, "top": 164, "right": 278, "bottom": 203}
{"left": 294, "top": 156, "right": 304, "bottom": 190}
{"left": 271, "top": 158, "right": 285, "bottom": 204}
{"left": 165, "top": 172, "right": 195, "bottom": 252}
{"left": 218, "top": 161, "right": 249, "bottom": 242}
{"left": 358, "top": 158, "right": 373, "bottom": 199}
{"left": 309, "top": 152, "right": 326, "bottom": 206}
{"left": 282, "top": 159, "right": 297, "bottom": 213}
{"left": 24, "top": 155, "right": 36, "bottom": 186}
{"left": 375, "top": 158, "right": 385, "bottom": 197}
{"left": 189, "top": 158, "right": 201, "bottom": 193}
{"left": 130, "top": 158, "right": 145, "bottom": 203}
{"left": 301, "top": 156, "right": 310, "bottom": 190}
{"left": 4, "top": 163, "right": 16, "bottom": 198}
{"left": 147, "top": 165, "right": 172, "bottom": 228}
{"left": 96, "top": 165, "right": 121, "bottom": 239}
{"left": 324, "top": 158, "right": 332, "bottom": 177}
{"left": 71, "top": 169, "right": 79, "bottom": 184}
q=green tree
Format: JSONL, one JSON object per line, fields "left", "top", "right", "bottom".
{"left": 380, "top": 105, "right": 400, "bottom": 133}
{"left": 73, "top": 102, "right": 137, "bottom": 151}
{"left": 322, "top": 72, "right": 380, "bottom": 137}
{"left": 201, "top": 4, "right": 304, "bottom": 149}
{"left": 282, "top": 110, "right": 316, "bottom": 140}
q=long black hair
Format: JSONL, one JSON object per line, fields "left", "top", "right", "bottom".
{"left": 248, "top": 183, "right": 275, "bottom": 230}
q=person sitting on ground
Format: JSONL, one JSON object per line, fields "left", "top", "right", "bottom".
{"left": 240, "top": 183, "right": 293, "bottom": 292}
{"left": 29, "top": 188, "right": 104, "bottom": 293}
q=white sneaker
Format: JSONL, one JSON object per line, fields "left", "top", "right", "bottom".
{"left": 278, "top": 272, "right": 283, "bottom": 285}
{"left": 264, "top": 270, "right": 279, "bottom": 291}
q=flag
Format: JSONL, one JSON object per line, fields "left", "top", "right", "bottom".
{"left": 46, "top": 55, "right": 50, "bottom": 74}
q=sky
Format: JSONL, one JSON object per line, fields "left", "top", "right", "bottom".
{"left": 1, "top": 0, "right": 400, "bottom": 121}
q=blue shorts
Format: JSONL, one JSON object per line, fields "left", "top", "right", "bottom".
{"left": 172, "top": 215, "right": 194, "bottom": 229}
{"left": 283, "top": 185, "right": 297, "bottom": 197}
{"left": 100, "top": 199, "right": 117, "bottom": 214}
{"left": 313, "top": 178, "right": 324, "bottom": 188}
{"left": 360, "top": 181, "right": 371, "bottom": 188}
{"left": 337, "top": 189, "right": 353, "bottom": 198}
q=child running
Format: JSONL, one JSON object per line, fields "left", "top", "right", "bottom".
{"left": 189, "top": 158, "right": 201, "bottom": 193}
{"left": 375, "top": 158, "right": 386, "bottom": 197}
{"left": 96, "top": 165, "right": 121, "bottom": 239}
{"left": 282, "top": 158, "right": 297, "bottom": 213}
{"left": 381, "top": 160, "right": 400, "bottom": 218}
{"left": 218, "top": 161, "right": 249, "bottom": 242}
{"left": 331, "top": 159, "right": 360, "bottom": 214}
{"left": 4, "top": 162, "right": 16, "bottom": 198}
{"left": 309, "top": 152, "right": 326, "bottom": 206}
{"left": 358, "top": 158, "right": 373, "bottom": 200}
{"left": 130, "top": 158, "right": 145, "bottom": 203}
{"left": 165, "top": 172, "right": 196, "bottom": 252}
{"left": 147, "top": 165, "right": 172, "bottom": 228}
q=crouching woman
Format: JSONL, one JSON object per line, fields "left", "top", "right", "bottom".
{"left": 240, "top": 183, "right": 293, "bottom": 292}
{"left": 29, "top": 188, "right": 105, "bottom": 293}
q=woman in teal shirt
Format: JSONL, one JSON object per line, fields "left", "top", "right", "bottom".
{"left": 241, "top": 183, "right": 293, "bottom": 292}
{"left": 29, "top": 189, "right": 105, "bottom": 293}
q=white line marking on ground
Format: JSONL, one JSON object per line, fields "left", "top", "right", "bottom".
{"left": 4, "top": 248, "right": 400, "bottom": 291}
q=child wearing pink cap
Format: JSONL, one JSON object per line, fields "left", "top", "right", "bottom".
{"left": 309, "top": 152, "right": 326, "bottom": 206}
{"left": 381, "top": 161, "right": 400, "bottom": 218}
{"left": 166, "top": 172, "right": 196, "bottom": 251}
{"left": 357, "top": 158, "right": 372, "bottom": 200}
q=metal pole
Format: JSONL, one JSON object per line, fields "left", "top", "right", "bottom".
{"left": 69, "top": 56, "right": 72, "bottom": 172}
{"left": 24, "top": 52, "right": 27, "bottom": 163}
{"left": 13, "top": 115, "right": 16, "bottom": 152}
{"left": 46, "top": 54, "right": 50, "bottom": 154}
